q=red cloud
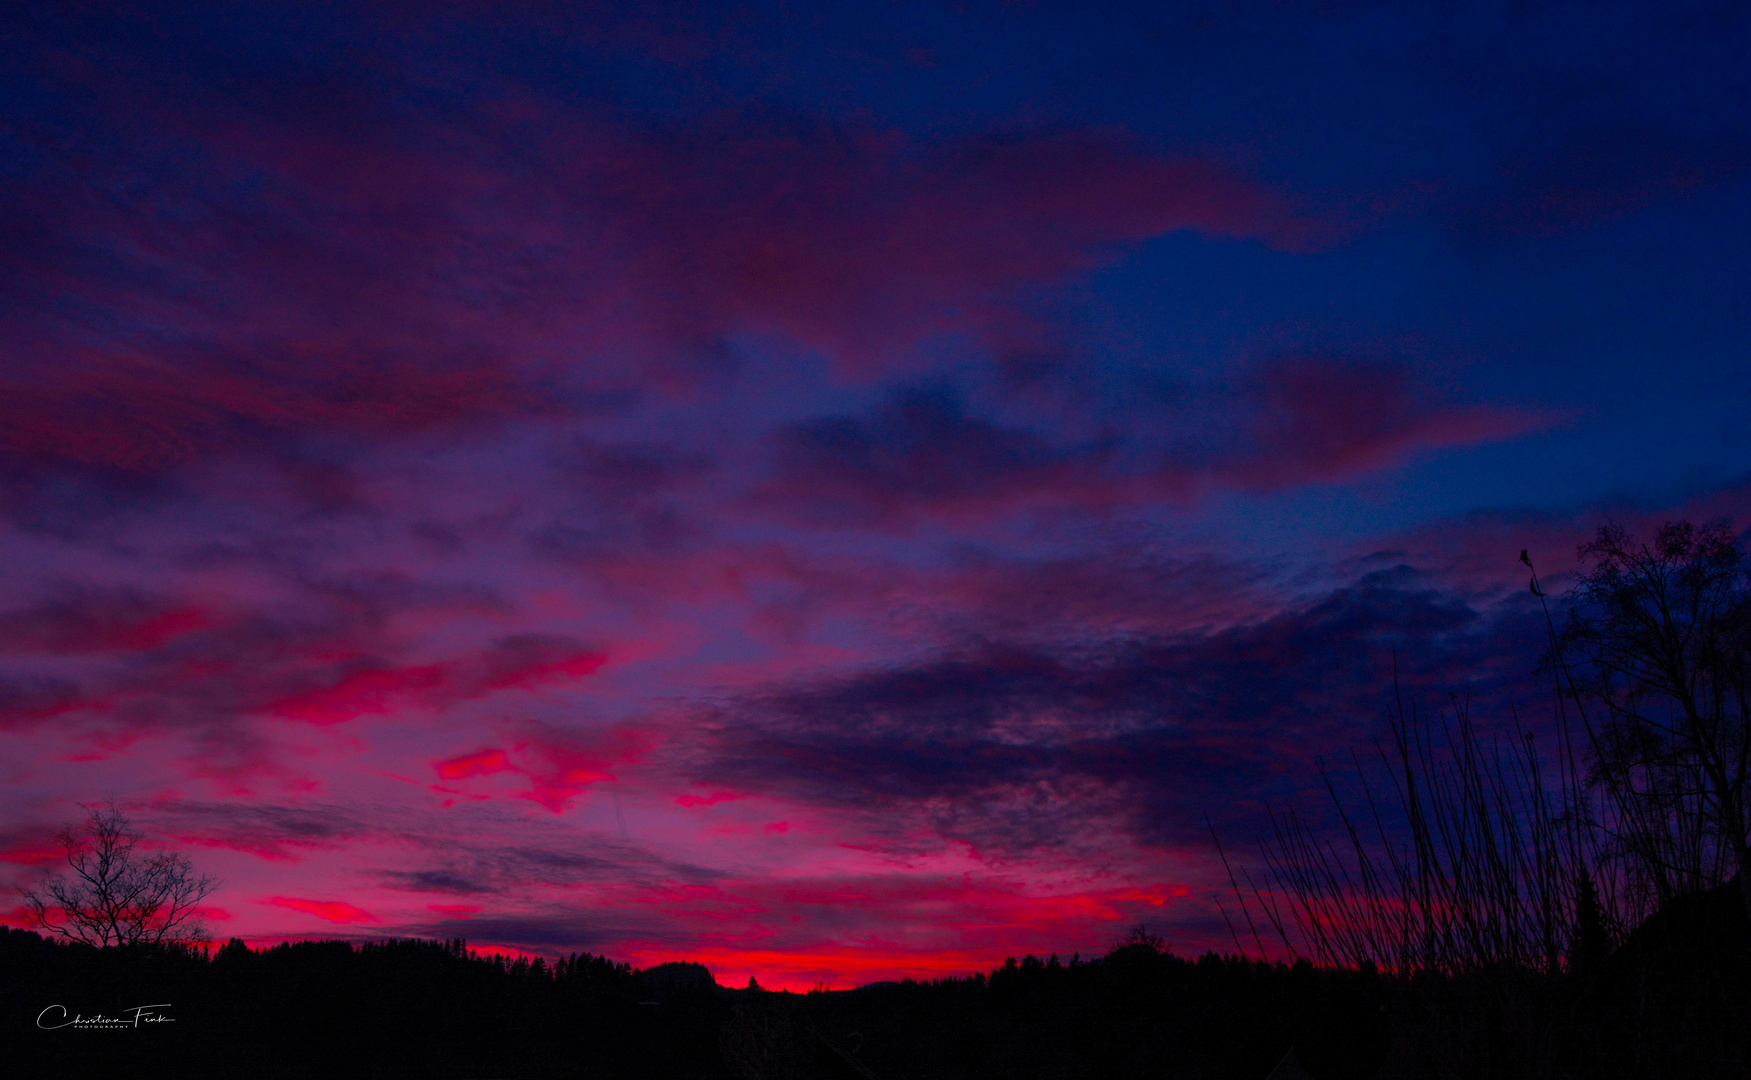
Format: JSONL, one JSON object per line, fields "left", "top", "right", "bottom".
{"left": 473, "top": 646, "right": 609, "bottom": 693}
{"left": 0, "top": 844, "right": 63, "bottom": 865}
{"left": 431, "top": 724, "right": 655, "bottom": 813}
{"left": 1214, "top": 354, "right": 1543, "bottom": 490}
{"left": 429, "top": 904, "right": 480, "bottom": 917}
{"left": 0, "top": 592, "right": 218, "bottom": 655}
{"left": 435, "top": 748, "right": 514, "bottom": 780}
{"left": 267, "top": 663, "right": 450, "bottom": 724}
{"left": 518, "top": 728, "right": 656, "bottom": 813}
{"left": 675, "top": 791, "right": 744, "bottom": 808}
{"left": 263, "top": 638, "right": 608, "bottom": 725}
{"left": 266, "top": 896, "right": 379, "bottom": 924}
{"left": 0, "top": 682, "right": 106, "bottom": 728}
{"left": 180, "top": 835, "right": 324, "bottom": 864}
{"left": 4, "top": 91, "right": 1309, "bottom": 494}
{"left": 548, "top": 117, "right": 1300, "bottom": 374}
{"left": 750, "top": 355, "right": 1542, "bottom": 533}
{"left": 0, "top": 359, "right": 535, "bottom": 475}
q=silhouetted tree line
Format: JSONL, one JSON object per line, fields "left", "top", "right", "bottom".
{"left": 1, "top": 928, "right": 730, "bottom": 1079}
{"left": 3, "top": 923, "right": 1402, "bottom": 1080}
{"left": 4, "top": 900, "right": 1747, "bottom": 1079}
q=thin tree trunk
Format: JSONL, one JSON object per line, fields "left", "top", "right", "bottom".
{"left": 1737, "top": 841, "right": 1751, "bottom": 922}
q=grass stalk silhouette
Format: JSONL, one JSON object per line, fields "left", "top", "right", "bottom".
{"left": 1244, "top": 668, "right": 1620, "bottom": 979}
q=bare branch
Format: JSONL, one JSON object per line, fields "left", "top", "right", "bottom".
{"left": 19, "top": 801, "right": 219, "bottom": 949}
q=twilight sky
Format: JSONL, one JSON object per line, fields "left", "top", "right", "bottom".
{"left": 3, "top": 2, "right": 1749, "bottom": 989}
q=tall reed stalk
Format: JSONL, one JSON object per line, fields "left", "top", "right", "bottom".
{"left": 1230, "top": 671, "right": 1623, "bottom": 978}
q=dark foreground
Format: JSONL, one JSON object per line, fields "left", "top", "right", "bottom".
{"left": 2, "top": 884, "right": 1746, "bottom": 1080}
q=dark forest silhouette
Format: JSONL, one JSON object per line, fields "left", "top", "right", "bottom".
{"left": 2, "top": 925, "right": 1398, "bottom": 1080}
{"left": 4, "top": 901, "right": 1744, "bottom": 1080}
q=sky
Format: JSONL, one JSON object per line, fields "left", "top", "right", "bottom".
{"left": 2, "top": 1, "right": 1749, "bottom": 990}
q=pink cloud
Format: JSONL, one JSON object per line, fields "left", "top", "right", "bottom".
{"left": 154, "top": 801, "right": 365, "bottom": 863}
{"left": 675, "top": 791, "right": 744, "bottom": 808}
{"left": 266, "top": 663, "right": 450, "bottom": 725}
{"left": 582, "top": 121, "right": 1300, "bottom": 372}
{"left": 1215, "top": 354, "right": 1545, "bottom": 490}
{"left": 266, "top": 896, "right": 379, "bottom": 924}
{"left": 59, "top": 724, "right": 147, "bottom": 763}
{"left": 5, "top": 96, "right": 1309, "bottom": 494}
{"left": 181, "top": 835, "right": 322, "bottom": 864}
{"left": 430, "top": 724, "right": 655, "bottom": 813}
{"left": 0, "top": 359, "right": 536, "bottom": 475}
{"left": 435, "top": 748, "right": 515, "bottom": 781}
{"left": 473, "top": 646, "right": 609, "bottom": 693}
{"left": 0, "top": 683, "right": 107, "bottom": 729}
{"left": 517, "top": 729, "right": 656, "bottom": 813}
{"left": 262, "top": 639, "right": 608, "bottom": 725}
{"left": 0, "top": 840, "right": 63, "bottom": 866}
{"left": 0, "top": 592, "right": 219, "bottom": 655}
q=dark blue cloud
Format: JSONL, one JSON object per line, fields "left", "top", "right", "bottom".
{"left": 762, "top": 386, "right": 1116, "bottom": 526}
{"left": 701, "top": 567, "right": 1551, "bottom": 851}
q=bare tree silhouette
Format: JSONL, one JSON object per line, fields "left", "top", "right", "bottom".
{"left": 21, "top": 800, "right": 219, "bottom": 948}
{"left": 1114, "top": 923, "right": 1168, "bottom": 953}
{"left": 1552, "top": 521, "right": 1751, "bottom": 919}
